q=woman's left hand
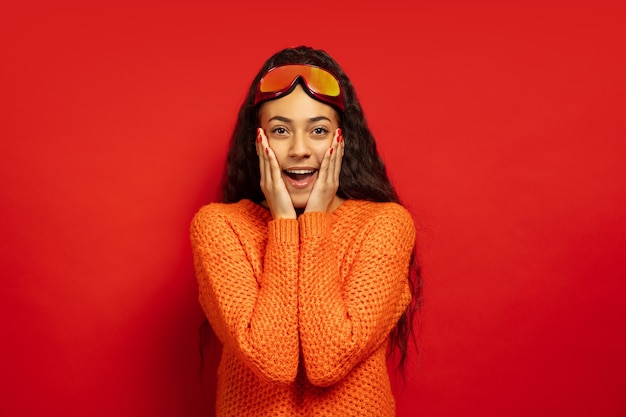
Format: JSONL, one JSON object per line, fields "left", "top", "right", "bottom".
{"left": 256, "top": 128, "right": 297, "bottom": 219}
{"left": 304, "top": 129, "right": 344, "bottom": 214}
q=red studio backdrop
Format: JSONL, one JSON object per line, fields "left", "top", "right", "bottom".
{"left": 1, "top": 2, "right": 625, "bottom": 416}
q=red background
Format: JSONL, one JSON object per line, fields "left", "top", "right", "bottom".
{"left": 2, "top": 1, "right": 625, "bottom": 416}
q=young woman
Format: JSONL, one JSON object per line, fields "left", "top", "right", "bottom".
{"left": 190, "top": 45, "right": 421, "bottom": 417}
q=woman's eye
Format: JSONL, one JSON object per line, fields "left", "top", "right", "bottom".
{"left": 272, "top": 127, "right": 287, "bottom": 135}
{"left": 312, "top": 127, "right": 329, "bottom": 135}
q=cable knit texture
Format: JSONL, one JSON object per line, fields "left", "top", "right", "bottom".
{"left": 190, "top": 199, "right": 415, "bottom": 417}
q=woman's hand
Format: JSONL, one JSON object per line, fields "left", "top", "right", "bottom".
{"left": 256, "top": 128, "right": 297, "bottom": 219}
{"left": 304, "top": 129, "right": 344, "bottom": 214}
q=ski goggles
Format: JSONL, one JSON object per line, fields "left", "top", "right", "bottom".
{"left": 254, "top": 64, "right": 344, "bottom": 111}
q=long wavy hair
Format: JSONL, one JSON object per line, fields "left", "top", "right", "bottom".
{"left": 201, "top": 45, "right": 422, "bottom": 376}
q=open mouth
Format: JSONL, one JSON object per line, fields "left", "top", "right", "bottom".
{"left": 283, "top": 169, "right": 318, "bottom": 189}
{"left": 284, "top": 169, "right": 317, "bottom": 181}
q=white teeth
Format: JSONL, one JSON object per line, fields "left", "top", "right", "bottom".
{"left": 286, "top": 169, "right": 315, "bottom": 174}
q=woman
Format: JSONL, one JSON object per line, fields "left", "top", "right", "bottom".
{"left": 191, "top": 45, "right": 421, "bottom": 416}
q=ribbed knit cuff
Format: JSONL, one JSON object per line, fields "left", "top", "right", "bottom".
{"left": 298, "top": 212, "right": 332, "bottom": 239}
{"left": 268, "top": 219, "right": 299, "bottom": 244}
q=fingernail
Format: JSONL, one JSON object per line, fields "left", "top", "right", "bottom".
{"left": 265, "top": 147, "right": 269, "bottom": 155}
{"left": 337, "top": 128, "right": 342, "bottom": 136}
{"left": 330, "top": 148, "right": 334, "bottom": 155}
{"left": 337, "top": 135, "right": 343, "bottom": 143}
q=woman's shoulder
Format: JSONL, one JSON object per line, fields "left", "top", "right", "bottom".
{"left": 192, "top": 199, "right": 270, "bottom": 227}
{"left": 339, "top": 199, "right": 414, "bottom": 224}
{"left": 334, "top": 200, "right": 416, "bottom": 240}
{"left": 335, "top": 200, "right": 416, "bottom": 249}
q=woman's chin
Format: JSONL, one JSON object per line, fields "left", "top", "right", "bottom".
{"left": 289, "top": 194, "right": 310, "bottom": 210}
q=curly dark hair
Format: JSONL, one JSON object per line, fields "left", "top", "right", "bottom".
{"left": 202, "top": 45, "right": 422, "bottom": 376}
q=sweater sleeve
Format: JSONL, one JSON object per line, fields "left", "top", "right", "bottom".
{"left": 297, "top": 204, "right": 415, "bottom": 387}
{"left": 190, "top": 204, "right": 300, "bottom": 383}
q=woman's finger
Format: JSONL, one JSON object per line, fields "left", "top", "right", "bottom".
{"left": 325, "top": 128, "right": 340, "bottom": 185}
{"left": 332, "top": 129, "right": 344, "bottom": 183}
{"left": 260, "top": 131, "right": 277, "bottom": 190}
{"left": 266, "top": 146, "right": 282, "bottom": 184}
{"left": 256, "top": 128, "right": 264, "bottom": 180}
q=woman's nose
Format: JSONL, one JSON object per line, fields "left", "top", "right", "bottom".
{"left": 288, "top": 134, "right": 311, "bottom": 158}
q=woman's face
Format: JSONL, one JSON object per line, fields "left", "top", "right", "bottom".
{"left": 258, "top": 84, "right": 340, "bottom": 209}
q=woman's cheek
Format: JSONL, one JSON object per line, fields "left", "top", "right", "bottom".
{"left": 267, "top": 140, "right": 284, "bottom": 164}
{"left": 316, "top": 142, "right": 332, "bottom": 160}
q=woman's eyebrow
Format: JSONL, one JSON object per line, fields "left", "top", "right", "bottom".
{"left": 268, "top": 116, "right": 292, "bottom": 123}
{"left": 267, "top": 115, "right": 332, "bottom": 124}
{"left": 308, "top": 116, "right": 331, "bottom": 123}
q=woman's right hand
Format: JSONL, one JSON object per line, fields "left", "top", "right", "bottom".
{"left": 256, "top": 128, "right": 297, "bottom": 219}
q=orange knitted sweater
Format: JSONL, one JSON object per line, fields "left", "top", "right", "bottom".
{"left": 190, "top": 199, "right": 415, "bottom": 417}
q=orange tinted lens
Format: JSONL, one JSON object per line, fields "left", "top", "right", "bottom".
{"left": 305, "top": 67, "right": 341, "bottom": 96}
{"left": 259, "top": 65, "right": 340, "bottom": 97}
